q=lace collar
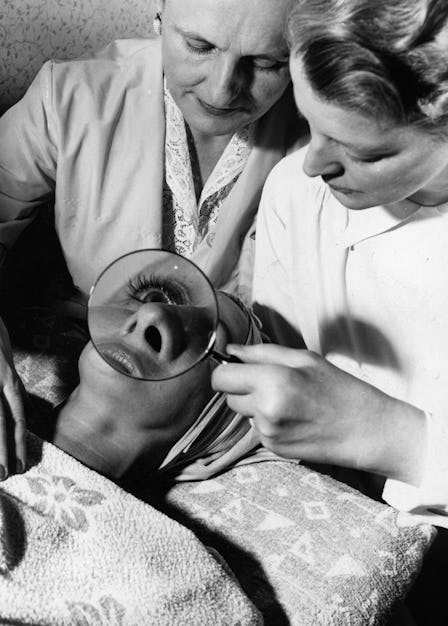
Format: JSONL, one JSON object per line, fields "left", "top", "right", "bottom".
{"left": 164, "top": 81, "right": 251, "bottom": 208}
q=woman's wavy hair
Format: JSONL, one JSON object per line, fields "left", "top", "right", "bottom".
{"left": 288, "top": 0, "right": 448, "bottom": 134}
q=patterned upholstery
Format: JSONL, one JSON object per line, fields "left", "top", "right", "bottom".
{"left": 0, "top": 0, "right": 157, "bottom": 112}
{"left": 164, "top": 462, "right": 434, "bottom": 625}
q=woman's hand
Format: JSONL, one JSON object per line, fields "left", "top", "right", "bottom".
{"left": 0, "top": 316, "right": 26, "bottom": 480}
{"left": 212, "top": 344, "right": 426, "bottom": 484}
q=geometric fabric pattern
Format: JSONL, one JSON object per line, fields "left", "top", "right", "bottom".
{"left": 165, "top": 462, "right": 435, "bottom": 625}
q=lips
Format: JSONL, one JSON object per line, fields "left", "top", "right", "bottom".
{"left": 327, "top": 182, "right": 356, "bottom": 195}
{"left": 197, "top": 98, "right": 244, "bottom": 116}
{"left": 99, "top": 342, "right": 145, "bottom": 377}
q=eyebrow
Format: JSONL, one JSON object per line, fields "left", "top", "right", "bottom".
{"left": 180, "top": 29, "right": 212, "bottom": 43}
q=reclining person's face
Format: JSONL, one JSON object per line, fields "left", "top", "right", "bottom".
{"left": 54, "top": 289, "right": 249, "bottom": 480}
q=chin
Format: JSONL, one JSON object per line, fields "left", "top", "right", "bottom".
{"left": 186, "top": 106, "right": 252, "bottom": 137}
{"left": 192, "top": 117, "right": 245, "bottom": 138}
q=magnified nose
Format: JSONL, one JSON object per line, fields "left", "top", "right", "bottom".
{"left": 122, "top": 303, "right": 187, "bottom": 360}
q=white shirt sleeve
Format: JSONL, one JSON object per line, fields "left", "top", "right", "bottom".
{"left": 0, "top": 61, "right": 57, "bottom": 255}
{"left": 383, "top": 410, "right": 448, "bottom": 528}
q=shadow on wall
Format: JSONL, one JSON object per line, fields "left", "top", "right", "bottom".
{"left": 0, "top": 0, "right": 157, "bottom": 113}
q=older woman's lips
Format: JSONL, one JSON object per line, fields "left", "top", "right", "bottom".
{"left": 99, "top": 343, "right": 145, "bottom": 377}
{"left": 197, "top": 98, "right": 243, "bottom": 116}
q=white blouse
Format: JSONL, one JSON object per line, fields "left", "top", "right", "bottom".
{"left": 253, "top": 147, "right": 448, "bottom": 528}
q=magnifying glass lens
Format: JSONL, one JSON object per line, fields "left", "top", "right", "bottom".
{"left": 88, "top": 250, "right": 219, "bottom": 380}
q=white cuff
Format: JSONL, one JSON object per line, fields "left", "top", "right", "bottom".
{"left": 382, "top": 411, "right": 448, "bottom": 527}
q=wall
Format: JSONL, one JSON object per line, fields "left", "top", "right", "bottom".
{"left": 0, "top": 0, "right": 157, "bottom": 111}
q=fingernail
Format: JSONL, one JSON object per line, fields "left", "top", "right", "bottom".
{"left": 0, "top": 465, "right": 7, "bottom": 481}
{"left": 16, "top": 459, "right": 24, "bottom": 474}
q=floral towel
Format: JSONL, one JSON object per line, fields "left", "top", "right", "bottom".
{"left": 0, "top": 432, "right": 261, "bottom": 626}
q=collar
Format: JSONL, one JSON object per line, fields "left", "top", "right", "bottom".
{"left": 163, "top": 80, "right": 251, "bottom": 209}
{"left": 323, "top": 187, "right": 425, "bottom": 248}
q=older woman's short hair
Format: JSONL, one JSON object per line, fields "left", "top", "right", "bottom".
{"left": 287, "top": 0, "right": 448, "bottom": 133}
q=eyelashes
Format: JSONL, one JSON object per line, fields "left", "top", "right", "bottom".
{"left": 185, "top": 40, "right": 213, "bottom": 56}
{"left": 126, "top": 273, "right": 189, "bottom": 305}
{"left": 185, "top": 39, "right": 288, "bottom": 73}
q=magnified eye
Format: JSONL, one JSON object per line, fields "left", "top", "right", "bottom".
{"left": 127, "top": 273, "right": 188, "bottom": 305}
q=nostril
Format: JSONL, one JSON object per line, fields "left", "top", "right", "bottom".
{"left": 145, "top": 326, "right": 162, "bottom": 352}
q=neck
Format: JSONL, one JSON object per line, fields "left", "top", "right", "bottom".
{"left": 187, "top": 126, "right": 233, "bottom": 193}
{"left": 52, "top": 389, "right": 167, "bottom": 479}
{"left": 409, "top": 187, "right": 448, "bottom": 207}
{"left": 408, "top": 158, "right": 448, "bottom": 206}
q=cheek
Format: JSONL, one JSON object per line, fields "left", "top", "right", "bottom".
{"left": 162, "top": 40, "right": 201, "bottom": 90}
{"left": 345, "top": 158, "right": 412, "bottom": 194}
{"left": 177, "top": 360, "right": 213, "bottom": 408}
{"left": 353, "top": 166, "right": 397, "bottom": 191}
{"left": 146, "top": 361, "right": 214, "bottom": 429}
{"left": 368, "top": 164, "right": 428, "bottom": 196}
{"left": 90, "top": 308, "right": 129, "bottom": 343}
{"left": 174, "top": 360, "right": 213, "bottom": 402}
{"left": 251, "top": 70, "right": 290, "bottom": 108}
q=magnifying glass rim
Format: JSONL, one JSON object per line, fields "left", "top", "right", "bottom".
{"left": 87, "top": 248, "right": 220, "bottom": 381}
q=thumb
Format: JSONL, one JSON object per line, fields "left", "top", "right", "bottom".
{"left": 227, "top": 343, "right": 310, "bottom": 367}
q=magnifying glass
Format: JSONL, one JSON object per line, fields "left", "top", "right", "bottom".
{"left": 88, "top": 249, "right": 244, "bottom": 380}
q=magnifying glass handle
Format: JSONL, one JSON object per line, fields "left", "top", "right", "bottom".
{"left": 212, "top": 350, "right": 243, "bottom": 364}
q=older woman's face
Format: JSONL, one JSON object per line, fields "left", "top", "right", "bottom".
{"left": 290, "top": 58, "right": 448, "bottom": 209}
{"left": 159, "top": 0, "right": 291, "bottom": 137}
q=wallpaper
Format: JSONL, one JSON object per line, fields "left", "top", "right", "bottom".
{"left": 0, "top": 0, "right": 157, "bottom": 111}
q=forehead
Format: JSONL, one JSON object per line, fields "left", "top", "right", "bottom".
{"left": 290, "top": 55, "right": 423, "bottom": 153}
{"left": 164, "top": 0, "right": 289, "bottom": 55}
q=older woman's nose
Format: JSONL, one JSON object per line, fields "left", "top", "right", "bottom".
{"left": 302, "top": 136, "right": 343, "bottom": 179}
{"left": 207, "top": 56, "right": 246, "bottom": 107}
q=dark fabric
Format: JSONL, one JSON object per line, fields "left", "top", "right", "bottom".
{"left": 406, "top": 527, "right": 448, "bottom": 625}
{"left": 2, "top": 204, "right": 76, "bottom": 315}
